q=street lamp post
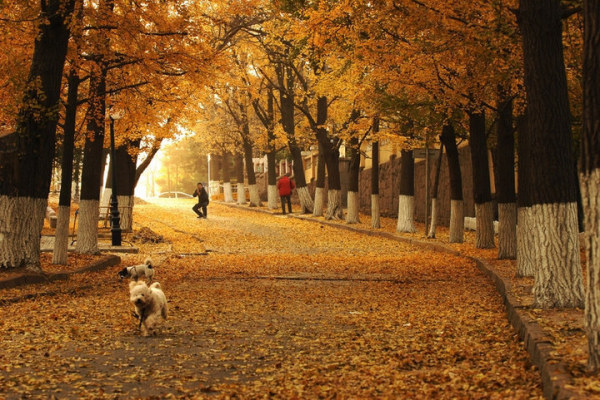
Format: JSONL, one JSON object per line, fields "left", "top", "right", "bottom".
{"left": 109, "top": 110, "right": 124, "bottom": 246}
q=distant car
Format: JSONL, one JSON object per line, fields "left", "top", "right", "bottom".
{"left": 157, "top": 191, "right": 193, "bottom": 199}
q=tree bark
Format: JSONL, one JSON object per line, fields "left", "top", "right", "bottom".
{"left": 440, "top": 123, "right": 464, "bottom": 243}
{"left": 277, "top": 62, "right": 312, "bottom": 213}
{"left": 468, "top": 110, "right": 495, "bottom": 248}
{"left": 235, "top": 152, "right": 246, "bottom": 205}
{"left": 346, "top": 136, "right": 361, "bottom": 224}
{"left": 265, "top": 90, "right": 278, "bottom": 209}
{"left": 519, "top": 0, "right": 584, "bottom": 308}
{"left": 516, "top": 114, "right": 535, "bottom": 277}
{"left": 396, "top": 149, "right": 416, "bottom": 232}
{"left": 223, "top": 152, "right": 234, "bottom": 203}
{"left": 133, "top": 138, "right": 162, "bottom": 188}
{"left": 53, "top": 66, "right": 80, "bottom": 265}
{"left": 242, "top": 136, "right": 261, "bottom": 207}
{"left": 0, "top": 0, "right": 74, "bottom": 269}
{"left": 495, "top": 92, "right": 517, "bottom": 259}
{"left": 428, "top": 142, "right": 444, "bottom": 238}
{"left": 371, "top": 125, "right": 381, "bottom": 229}
{"left": 581, "top": 0, "right": 600, "bottom": 372}
{"left": 315, "top": 97, "right": 343, "bottom": 220}
{"left": 72, "top": 147, "right": 83, "bottom": 201}
{"left": 113, "top": 140, "right": 139, "bottom": 232}
{"left": 76, "top": 65, "right": 107, "bottom": 254}
{"left": 313, "top": 145, "right": 326, "bottom": 217}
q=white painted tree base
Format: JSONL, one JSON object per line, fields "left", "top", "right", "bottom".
{"left": 267, "top": 185, "right": 278, "bottom": 209}
{"left": 396, "top": 195, "right": 416, "bottom": 233}
{"left": 223, "top": 182, "right": 234, "bottom": 203}
{"left": 76, "top": 199, "right": 100, "bottom": 254}
{"left": 325, "top": 189, "right": 343, "bottom": 220}
{"left": 427, "top": 198, "right": 438, "bottom": 238}
{"left": 449, "top": 200, "right": 464, "bottom": 243}
{"left": 580, "top": 169, "right": 600, "bottom": 370}
{"left": 248, "top": 184, "right": 261, "bottom": 207}
{"left": 297, "top": 186, "right": 314, "bottom": 214}
{"left": 517, "top": 207, "right": 535, "bottom": 277}
{"left": 0, "top": 196, "right": 46, "bottom": 270}
{"left": 313, "top": 187, "right": 324, "bottom": 216}
{"left": 498, "top": 202, "right": 517, "bottom": 259}
{"left": 237, "top": 183, "right": 246, "bottom": 205}
{"left": 346, "top": 191, "right": 360, "bottom": 224}
{"left": 371, "top": 194, "right": 380, "bottom": 229}
{"left": 52, "top": 205, "right": 71, "bottom": 265}
{"left": 531, "top": 201, "right": 584, "bottom": 308}
{"left": 475, "top": 202, "right": 495, "bottom": 249}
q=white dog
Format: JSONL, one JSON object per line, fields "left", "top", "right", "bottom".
{"left": 129, "top": 281, "right": 168, "bottom": 336}
{"left": 119, "top": 258, "right": 154, "bottom": 282}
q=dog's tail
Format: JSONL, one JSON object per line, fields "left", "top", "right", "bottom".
{"left": 144, "top": 257, "right": 153, "bottom": 268}
{"left": 150, "top": 282, "right": 161, "bottom": 290}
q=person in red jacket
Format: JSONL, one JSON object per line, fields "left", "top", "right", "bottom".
{"left": 277, "top": 173, "right": 295, "bottom": 214}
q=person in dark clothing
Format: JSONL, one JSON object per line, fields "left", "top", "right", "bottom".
{"left": 277, "top": 173, "right": 295, "bottom": 214}
{"left": 192, "top": 182, "right": 209, "bottom": 218}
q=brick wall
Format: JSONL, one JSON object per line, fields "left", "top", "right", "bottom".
{"left": 256, "top": 146, "right": 476, "bottom": 226}
{"left": 358, "top": 146, "right": 475, "bottom": 226}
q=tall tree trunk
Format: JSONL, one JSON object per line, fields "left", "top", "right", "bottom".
{"left": 53, "top": 66, "right": 80, "bottom": 265}
{"left": 428, "top": 142, "right": 444, "bottom": 238}
{"left": 519, "top": 0, "right": 584, "bottom": 308}
{"left": 313, "top": 145, "right": 326, "bottom": 217}
{"left": 266, "top": 150, "right": 277, "bottom": 209}
{"left": 113, "top": 139, "right": 139, "bottom": 232}
{"left": 581, "top": 0, "right": 600, "bottom": 372}
{"left": 223, "top": 152, "right": 234, "bottom": 203}
{"left": 76, "top": 65, "right": 107, "bottom": 254}
{"left": 73, "top": 147, "right": 83, "bottom": 201}
{"left": 371, "top": 118, "right": 381, "bottom": 229}
{"left": 313, "top": 96, "right": 342, "bottom": 220}
{"left": 397, "top": 149, "right": 416, "bottom": 232}
{"left": 133, "top": 138, "right": 162, "bottom": 188}
{"left": 243, "top": 136, "right": 261, "bottom": 207}
{"left": 516, "top": 113, "right": 535, "bottom": 277}
{"left": 277, "top": 63, "right": 312, "bottom": 213}
{"left": 468, "top": 110, "right": 495, "bottom": 248}
{"left": 0, "top": 0, "right": 74, "bottom": 270}
{"left": 346, "top": 136, "right": 361, "bottom": 224}
{"left": 496, "top": 92, "right": 517, "bottom": 259}
{"left": 235, "top": 152, "right": 246, "bottom": 205}
{"left": 265, "top": 88, "right": 278, "bottom": 209}
{"left": 440, "top": 123, "right": 464, "bottom": 243}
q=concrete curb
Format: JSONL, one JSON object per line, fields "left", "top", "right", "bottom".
{"left": 220, "top": 202, "right": 578, "bottom": 399}
{"left": 0, "top": 254, "right": 121, "bottom": 290}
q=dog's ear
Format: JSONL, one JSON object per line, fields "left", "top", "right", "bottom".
{"left": 129, "top": 281, "right": 139, "bottom": 290}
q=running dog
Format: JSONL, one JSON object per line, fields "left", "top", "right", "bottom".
{"left": 118, "top": 258, "right": 154, "bottom": 282}
{"left": 129, "top": 280, "right": 168, "bottom": 336}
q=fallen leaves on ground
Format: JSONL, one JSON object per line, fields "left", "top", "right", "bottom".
{"left": 0, "top": 200, "right": 543, "bottom": 399}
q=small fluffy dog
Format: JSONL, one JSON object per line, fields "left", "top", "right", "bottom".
{"left": 129, "top": 281, "right": 168, "bottom": 336}
{"left": 118, "top": 258, "right": 154, "bottom": 282}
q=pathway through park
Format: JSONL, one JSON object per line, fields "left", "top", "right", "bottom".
{"left": 0, "top": 200, "right": 543, "bottom": 398}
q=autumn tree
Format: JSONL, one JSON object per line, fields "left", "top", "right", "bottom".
{"left": 518, "top": 0, "right": 583, "bottom": 308}
{"left": 371, "top": 118, "right": 381, "bottom": 228}
{"left": 0, "top": 0, "right": 76, "bottom": 269}
{"left": 495, "top": 92, "right": 517, "bottom": 259}
{"left": 468, "top": 109, "right": 495, "bottom": 248}
{"left": 581, "top": 0, "right": 600, "bottom": 372}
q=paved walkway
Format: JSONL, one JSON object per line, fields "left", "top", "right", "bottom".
{"left": 40, "top": 235, "right": 139, "bottom": 253}
{"left": 0, "top": 201, "right": 543, "bottom": 399}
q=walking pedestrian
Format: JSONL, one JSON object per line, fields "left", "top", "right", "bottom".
{"left": 192, "top": 182, "right": 209, "bottom": 218}
{"left": 277, "top": 173, "right": 295, "bottom": 214}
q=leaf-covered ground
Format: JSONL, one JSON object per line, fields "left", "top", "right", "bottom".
{"left": 0, "top": 200, "right": 543, "bottom": 399}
